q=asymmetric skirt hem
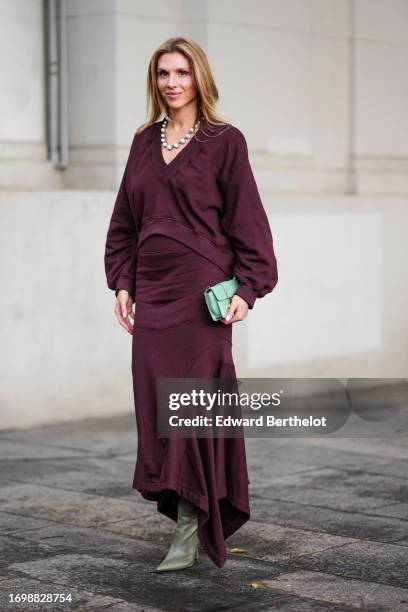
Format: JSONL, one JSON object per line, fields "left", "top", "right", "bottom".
{"left": 132, "top": 478, "right": 250, "bottom": 568}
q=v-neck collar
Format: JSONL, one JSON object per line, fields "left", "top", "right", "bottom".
{"left": 151, "top": 119, "right": 202, "bottom": 181}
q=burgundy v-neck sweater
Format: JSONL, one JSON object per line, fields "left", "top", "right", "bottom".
{"left": 104, "top": 120, "right": 278, "bottom": 309}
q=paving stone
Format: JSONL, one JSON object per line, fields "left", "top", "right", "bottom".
{"left": 225, "top": 519, "right": 356, "bottom": 563}
{"left": 369, "top": 501, "right": 408, "bottom": 521}
{"left": 109, "top": 456, "right": 137, "bottom": 466}
{"left": 299, "top": 437, "right": 408, "bottom": 461}
{"left": 16, "top": 468, "right": 135, "bottom": 499}
{"left": 0, "top": 460, "right": 77, "bottom": 483}
{"left": 248, "top": 463, "right": 325, "bottom": 488}
{"left": 330, "top": 469, "right": 408, "bottom": 503}
{"left": 41, "top": 455, "right": 137, "bottom": 476}
{"left": 0, "top": 535, "right": 56, "bottom": 569}
{"left": 93, "top": 602, "right": 163, "bottom": 611}
{"left": 25, "top": 456, "right": 138, "bottom": 490}
{"left": 9, "top": 517, "right": 170, "bottom": 557}
{"left": 1, "top": 418, "right": 406, "bottom": 610}
{"left": 0, "top": 413, "right": 137, "bottom": 456}
{"left": 0, "top": 479, "right": 20, "bottom": 489}
{"left": 5, "top": 553, "right": 291, "bottom": 611}
{"left": 0, "top": 483, "right": 150, "bottom": 528}
{"left": 6, "top": 521, "right": 288, "bottom": 588}
{"left": 0, "top": 575, "right": 155, "bottom": 611}
{"left": 251, "top": 495, "right": 408, "bottom": 542}
{"left": 0, "top": 440, "right": 90, "bottom": 461}
{"left": 250, "top": 484, "right": 391, "bottom": 513}
{"left": 248, "top": 459, "right": 324, "bottom": 481}
{"left": 233, "top": 594, "right": 376, "bottom": 611}
{"left": 245, "top": 437, "right": 397, "bottom": 469}
{"left": 107, "top": 503, "right": 329, "bottom": 566}
{"left": 353, "top": 458, "right": 408, "bottom": 480}
{"left": 0, "top": 574, "right": 338, "bottom": 612}
{"left": 284, "top": 539, "right": 408, "bottom": 588}
{"left": 249, "top": 449, "right": 408, "bottom": 517}
{"left": 0, "top": 512, "right": 53, "bottom": 535}
{"left": 98, "top": 511, "right": 178, "bottom": 544}
{"left": 249, "top": 463, "right": 406, "bottom": 512}
{"left": 109, "top": 453, "right": 138, "bottom": 464}
{"left": 262, "top": 570, "right": 408, "bottom": 611}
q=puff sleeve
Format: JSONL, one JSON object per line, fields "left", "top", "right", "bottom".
{"left": 104, "top": 133, "right": 138, "bottom": 300}
{"left": 219, "top": 127, "right": 278, "bottom": 309}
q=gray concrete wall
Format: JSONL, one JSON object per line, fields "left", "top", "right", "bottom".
{"left": 2, "top": 1, "right": 408, "bottom": 193}
{"left": 0, "top": 0, "right": 60, "bottom": 188}
{"left": 62, "top": 0, "right": 408, "bottom": 194}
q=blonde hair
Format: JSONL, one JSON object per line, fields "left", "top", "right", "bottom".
{"left": 136, "top": 37, "right": 230, "bottom": 136}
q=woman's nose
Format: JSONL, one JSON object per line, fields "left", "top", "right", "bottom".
{"left": 168, "top": 73, "right": 177, "bottom": 86}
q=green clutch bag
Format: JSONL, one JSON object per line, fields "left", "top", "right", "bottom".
{"left": 204, "top": 277, "right": 239, "bottom": 321}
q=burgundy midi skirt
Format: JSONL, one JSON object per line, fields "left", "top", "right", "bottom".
{"left": 131, "top": 233, "right": 250, "bottom": 568}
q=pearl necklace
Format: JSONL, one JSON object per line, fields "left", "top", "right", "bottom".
{"left": 161, "top": 116, "right": 201, "bottom": 151}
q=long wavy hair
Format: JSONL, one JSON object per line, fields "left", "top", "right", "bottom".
{"left": 136, "top": 37, "right": 230, "bottom": 136}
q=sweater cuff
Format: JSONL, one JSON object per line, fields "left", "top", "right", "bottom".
{"left": 235, "top": 284, "right": 257, "bottom": 309}
{"left": 115, "top": 276, "right": 135, "bottom": 300}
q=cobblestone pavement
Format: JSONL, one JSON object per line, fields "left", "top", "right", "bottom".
{"left": 0, "top": 414, "right": 407, "bottom": 611}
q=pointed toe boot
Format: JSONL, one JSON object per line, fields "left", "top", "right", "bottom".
{"left": 156, "top": 497, "right": 199, "bottom": 572}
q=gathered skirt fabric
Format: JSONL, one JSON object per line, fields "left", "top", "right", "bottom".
{"left": 131, "top": 234, "right": 250, "bottom": 568}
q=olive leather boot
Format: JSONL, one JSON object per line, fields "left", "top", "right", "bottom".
{"left": 156, "top": 497, "right": 199, "bottom": 571}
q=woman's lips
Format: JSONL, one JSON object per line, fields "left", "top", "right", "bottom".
{"left": 166, "top": 92, "right": 181, "bottom": 98}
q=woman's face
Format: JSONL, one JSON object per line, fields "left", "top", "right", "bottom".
{"left": 157, "top": 52, "right": 197, "bottom": 113}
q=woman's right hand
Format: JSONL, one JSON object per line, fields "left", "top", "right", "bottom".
{"left": 115, "top": 289, "right": 135, "bottom": 334}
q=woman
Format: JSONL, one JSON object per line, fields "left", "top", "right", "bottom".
{"left": 104, "top": 37, "right": 278, "bottom": 571}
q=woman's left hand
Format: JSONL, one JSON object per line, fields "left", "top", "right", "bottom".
{"left": 220, "top": 294, "right": 249, "bottom": 324}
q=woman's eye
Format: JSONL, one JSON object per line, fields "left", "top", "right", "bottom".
{"left": 158, "top": 70, "right": 188, "bottom": 77}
